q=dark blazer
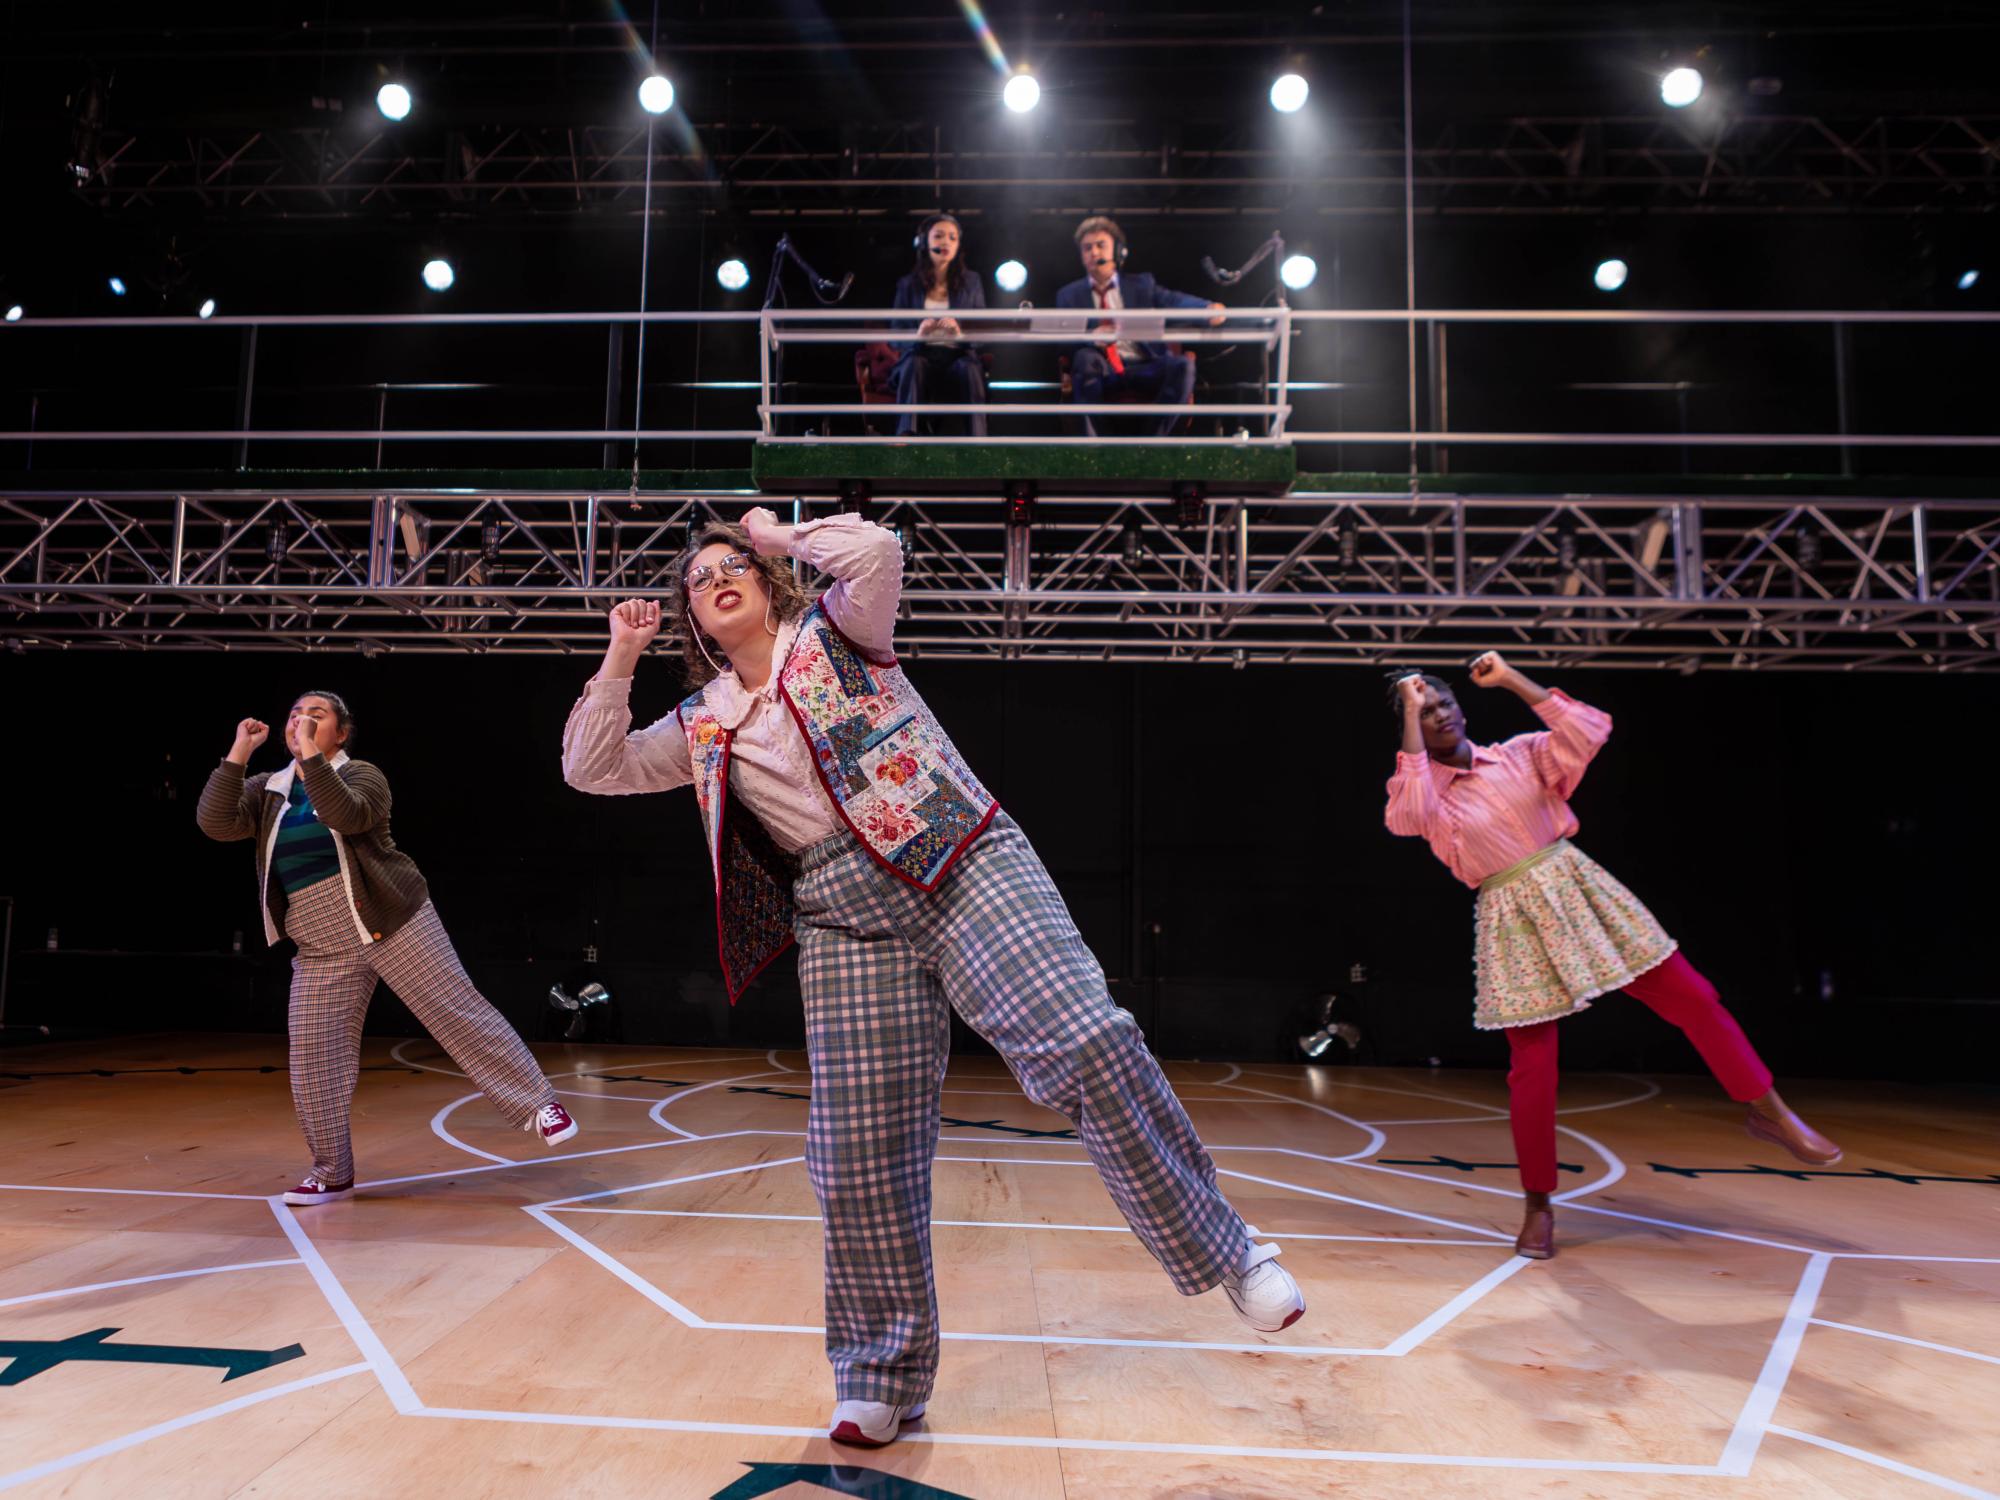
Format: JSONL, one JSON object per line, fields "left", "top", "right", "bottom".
{"left": 891, "top": 270, "right": 987, "bottom": 354}
{"left": 1055, "top": 270, "right": 1212, "bottom": 363}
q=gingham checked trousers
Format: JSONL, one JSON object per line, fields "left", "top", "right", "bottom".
{"left": 793, "top": 813, "right": 1252, "bottom": 1403}
{"left": 283, "top": 874, "right": 556, "bottom": 1185}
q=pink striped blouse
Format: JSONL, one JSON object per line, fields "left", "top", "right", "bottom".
{"left": 1383, "top": 690, "right": 1614, "bottom": 889}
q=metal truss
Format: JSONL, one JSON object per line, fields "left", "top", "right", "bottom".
{"left": 67, "top": 114, "right": 2000, "bottom": 221}
{"left": 4, "top": 489, "right": 1996, "bottom": 672}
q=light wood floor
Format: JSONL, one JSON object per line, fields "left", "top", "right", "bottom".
{"left": 2, "top": 1032, "right": 1996, "bottom": 1499}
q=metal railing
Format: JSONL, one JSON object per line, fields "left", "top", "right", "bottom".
{"left": 4, "top": 304, "right": 1995, "bottom": 459}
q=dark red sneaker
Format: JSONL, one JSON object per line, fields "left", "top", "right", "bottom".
{"left": 527, "top": 1100, "right": 579, "bottom": 1147}
{"left": 283, "top": 1174, "right": 355, "bottom": 1207}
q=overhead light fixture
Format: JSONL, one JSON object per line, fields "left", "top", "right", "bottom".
{"left": 1270, "top": 74, "right": 1310, "bottom": 113}
{"left": 1002, "top": 71, "right": 1040, "bottom": 113}
{"left": 108, "top": 276, "right": 127, "bottom": 297}
{"left": 1280, "top": 254, "right": 1318, "bottom": 290}
{"left": 376, "top": 82, "right": 413, "bottom": 121}
{"left": 422, "top": 258, "right": 455, "bottom": 292}
{"left": 3, "top": 305, "right": 22, "bottom": 323}
{"left": 638, "top": 74, "right": 675, "bottom": 115}
{"left": 1593, "top": 258, "right": 1630, "bottom": 293}
{"left": 197, "top": 298, "right": 217, "bottom": 319}
{"left": 994, "top": 259, "right": 1028, "bottom": 293}
{"left": 1958, "top": 269, "right": 1981, "bottom": 291}
{"left": 1660, "top": 67, "right": 1703, "bottom": 108}
{"left": 716, "top": 258, "right": 751, "bottom": 292}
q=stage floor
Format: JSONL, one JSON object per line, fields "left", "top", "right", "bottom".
{"left": 1, "top": 1034, "right": 1995, "bottom": 1499}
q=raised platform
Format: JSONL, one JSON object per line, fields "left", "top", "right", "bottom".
{"left": 750, "top": 440, "right": 1299, "bottom": 495}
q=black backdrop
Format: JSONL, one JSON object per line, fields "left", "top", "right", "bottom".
{"left": 3, "top": 649, "right": 1994, "bottom": 1083}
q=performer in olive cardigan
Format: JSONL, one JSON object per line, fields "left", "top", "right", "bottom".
{"left": 198, "top": 690, "right": 577, "bottom": 1206}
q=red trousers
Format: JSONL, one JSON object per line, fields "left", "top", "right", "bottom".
{"left": 1503, "top": 950, "right": 1774, "bottom": 1193}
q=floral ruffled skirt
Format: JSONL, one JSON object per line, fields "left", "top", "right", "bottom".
{"left": 1471, "top": 841, "right": 1676, "bottom": 1031}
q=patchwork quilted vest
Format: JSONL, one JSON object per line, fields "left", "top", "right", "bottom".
{"left": 680, "top": 601, "right": 998, "bottom": 1000}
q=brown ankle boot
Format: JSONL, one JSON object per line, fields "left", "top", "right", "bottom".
{"left": 1745, "top": 1088, "right": 1844, "bottom": 1167}
{"left": 1515, "top": 1192, "right": 1556, "bottom": 1260}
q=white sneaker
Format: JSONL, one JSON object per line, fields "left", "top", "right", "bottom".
{"left": 828, "top": 1399, "right": 927, "bottom": 1448}
{"left": 1222, "top": 1241, "right": 1306, "bottom": 1332}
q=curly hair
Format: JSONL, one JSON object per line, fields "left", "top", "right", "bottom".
{"left": 664, "top": 521, "right": 817, "bottom": 688}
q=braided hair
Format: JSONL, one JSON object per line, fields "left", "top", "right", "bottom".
{"left": 1382, "top": 670, "right": 1452, "bottom": 728}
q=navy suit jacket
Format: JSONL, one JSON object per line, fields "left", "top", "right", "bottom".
{"left": 1054, "top": 271, "right": 1211, "bottom": 364}
{"left": 891, "top": 270, "right": 987, "bottom": 355}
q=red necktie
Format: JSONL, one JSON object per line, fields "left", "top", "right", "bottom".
{"left": 1092, "top": 286, "right": 1126, "bottom": 375}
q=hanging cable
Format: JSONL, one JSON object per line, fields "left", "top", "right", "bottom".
{"left": 628, "top": 0, "right": 663, "bottom": 495}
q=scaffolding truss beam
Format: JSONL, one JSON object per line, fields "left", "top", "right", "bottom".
{"left": 4, "top": 489, "right": 1995, "bottom": 671}
{"left": 66, "top": 115, "right": 2000, "bottom": 221}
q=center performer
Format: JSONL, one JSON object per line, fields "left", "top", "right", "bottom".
{"left": 561, "top": 507, "right": 1304, "bottom": 1448}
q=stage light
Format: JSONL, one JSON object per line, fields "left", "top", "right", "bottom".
{"left": 638, "top": 74, "right": 675, "bottom": 115}
{"left": 1593, "top": 258, "right": 1629, "bottom": 293}
{"left": 108, "top": 276, "right": 127, "bottom": 296}
{"left": 1002, "top": 71, "right": 1040, "bottom": 113}
{"left": 1280, "top": 254, "right": 1318, "bottom": 290}
{"left": 994, "top": 259, "right": 1028, "bottom": 293}
{"left": 1660, "top": 67, "right": 1703, "bottom": 108}
{"left": 197, "top": 298, "right": 217, "bottom": 319}
{"left": 420, "top": 258, "right": 455, "bottom": 292}
{"left": 1958, "top": 269, "right": 1981, "bottom": 291}
{"left": 1270, "top": 73, "right": 1309, "bottom": 113}
{"left": 4, "top": 305, "right": 22, "bottom": 322}
{"left": 376, "top": 82, "right": 413, "bottom": 121}
{"left": 716, "top": 258, "right": 751, "bottom": 292}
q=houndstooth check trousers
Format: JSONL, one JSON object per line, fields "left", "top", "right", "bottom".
{"left": 792, "top": 813, "right": 1253, "bottom": 1403}
{"left": 283, "top": 874, "right": 557, "bottom": 1185}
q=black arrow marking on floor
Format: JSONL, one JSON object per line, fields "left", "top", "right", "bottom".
{"left": 1647, "top": 1163, "right": 2000, "bottom": 1186}
{"left": 0, "top": 1327, "right": 306, "bottom": 1385}
{"left": 711, "top": 1462, "right": 974, "bottom": 1500}
{"left": 726, "top": 1085, "right": 1078, "bottom": 1140}
{"left": 1380, "top": 1156, "right": 1585, "bottom": 1174}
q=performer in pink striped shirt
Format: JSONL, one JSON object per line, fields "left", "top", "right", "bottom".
{"left": 1384, "top": 652, "right": 1842, "bottom": 1259}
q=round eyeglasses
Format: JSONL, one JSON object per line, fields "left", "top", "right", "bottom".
{"left": 685, "top": 552, "right": 754, "bottom": 593}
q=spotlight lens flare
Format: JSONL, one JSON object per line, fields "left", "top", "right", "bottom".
{"left": 994, "top": 260, "right": 1028, "bottom": 293}
{"left": 108, "top": 276, "right": 127, "bottom": 296}
{"left": 422, "top": 258, "right": 455, "bottom": 292}
{"left": 1660, "top": 67, "right": 1703, "bottom": 108}
{"left": 1270, "top": 74, "right": 1310, "bottom": 113}
{"left": 376, "top": 82, "right": 413, "bottom": 121}
{"left": 638, "top": 75, "right": 675, "bottom": 114}
{"left": 716, "top": 258, "right": 751, "bottom": 292}
{"left": 198, "top": 298, "right": 217, "bottom": 319}
{"left": 1280, "top": 254, "right": 1318, "bottom": 290}
{"left": 1958, "top": 269, "right": 1981, "bottom": 291}
{"left": 1003, "top": 73, "right": 1040, "bottom": 113}
{"left": 1594, "top": 258, "right": 1630, "bottom": 293}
